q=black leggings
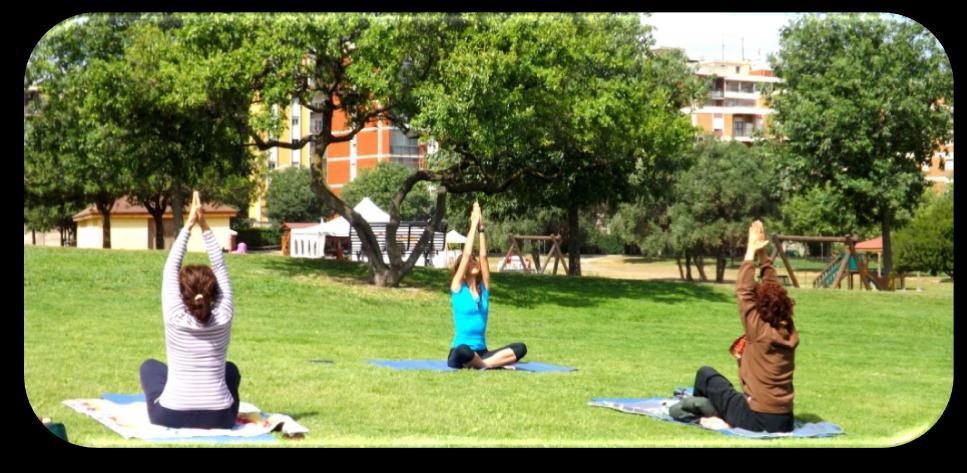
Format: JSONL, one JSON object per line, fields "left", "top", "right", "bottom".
{"left": 693, "top": 366, "right": 794, "bottom": 433}
{"left": 447, "top": 343, "right": 527, "bottom": 369}
{"left": 139, "top": 359, "right": 241, "bottom": 429}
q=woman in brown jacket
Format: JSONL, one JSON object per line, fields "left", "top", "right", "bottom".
{"left": 691, "top": 220, "right": 799, "bottom": 433}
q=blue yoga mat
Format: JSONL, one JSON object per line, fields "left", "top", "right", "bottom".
{"left": 368, "top": 359, "right": 576, "bottom": 372}
{"left": 589, "top": 396, "right": 843, "bottom": 439}
{"left": 101, "top": 393, "right": 146, "bottom": 404}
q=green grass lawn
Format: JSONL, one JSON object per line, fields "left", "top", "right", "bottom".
{"left": 24, "top": 247, "right": 952, "bottom": 447}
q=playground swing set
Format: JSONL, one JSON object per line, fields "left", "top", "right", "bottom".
{"left": 500, "top": 234, "right": 568, "bottom": 275}
{"left": 770, "top": 234, "right": 890, "bottom": 291}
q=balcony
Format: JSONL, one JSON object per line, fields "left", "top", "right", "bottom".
{"left": 723, "top": 90, "right": 760, "bottom": 100}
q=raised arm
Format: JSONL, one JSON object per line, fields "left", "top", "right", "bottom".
{"left": 198, "top": 211, "right": 233, "bottom": 322}
{"left": 450, "top": 207, "right": 481, "bottom": 293}
{"left": 162, "top": 225, "right": 192, "bottom": 321}
{"left": 758, "top": 251, "right": 780, "bottom": 286}
{"left": 737, "top": 221, "right": 770, "bottom": 322}
{"left": 478, "top": 208, "right": 490, "bottom": 291}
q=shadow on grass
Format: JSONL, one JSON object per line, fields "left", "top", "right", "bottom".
{"left": 285, "top": 411, "right": 320, "bottom": 418}
{"left": 258, "top": 257, "right": 731, "bottom": 309}
{"left": 796, "top": 413, "right": 828, "bottom": 423}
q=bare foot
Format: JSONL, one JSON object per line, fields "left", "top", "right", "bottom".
{"left": 699, "top": 416, "right": 731, "bottom": 430}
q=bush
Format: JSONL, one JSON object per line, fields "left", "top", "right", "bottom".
{"left": 236, "top": 227, "right": 281, "bottom": 248}
{"left": 894, "top": 191, "right": 953, "bottom": 278}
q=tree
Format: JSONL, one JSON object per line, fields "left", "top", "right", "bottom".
{"left": 181, "top": 13, "right": 700, "bottom": 286}
{"left": 25, "top": 15, "right": 145, "bottom": 248}
{"left": 265, "top": 167, "right": 330, "bottom": 226}
{"left": 188, "top": 13, "right": 610, "bottom": 286}
{"left": 102, "top": 19, "right": 258, "bottom": 241}
{"left": 26, "top": 16, "right": 262, "bottom": 249}
{"left": 660, "top": 139, "right": 781, "bottom": 283}
{"left": 176, "top": 13, "right": 465, "bottom": 286}
{"left": 340, "top": 162, "right": 434, "bottom": 221}
{"left": 419, "top": 14, "right": 702, "bottom": 276}
{"left": 768, "top": 14, "right": 953, "bottom": 280}
{"left": 893, "top": 189, "right": 953, "bottom": 279}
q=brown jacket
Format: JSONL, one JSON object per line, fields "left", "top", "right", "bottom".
{"left": 736, "top": 258, "right": 799, "bottom": 414}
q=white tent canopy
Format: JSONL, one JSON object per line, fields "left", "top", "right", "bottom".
{"left": 290, "top": 197, "right": 388, "bottom": 238}
{"left": 317, "top": 216, "right": 350, "bottom": 237}
{"left": 352, "top": 197, "right": 390, "bottom": 223}
{"left": 445, "top": 230, "right": 467, "bottom": 245}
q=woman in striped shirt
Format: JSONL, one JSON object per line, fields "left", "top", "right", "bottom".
{"left": 139, "top": 197, "right": 240, "bottom": 429}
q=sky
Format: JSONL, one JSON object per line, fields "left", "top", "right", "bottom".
{"left": 640, "top": 13, "right": 799, "bottom": 66}
{"left": 641, "top": 13, "right": 918, "bottom": 67}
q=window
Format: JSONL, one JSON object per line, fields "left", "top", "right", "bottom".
{"left": 740, "top": 82, "right": 755, "bottom": 93}
{"left": 733, "top": 118, "right": 755, "bottom": 138}
{"left": 390, "top": 129, "right": 420, "bottom": 156}
{"left": 390, "top": 156, "right": 420, "bottom": 170}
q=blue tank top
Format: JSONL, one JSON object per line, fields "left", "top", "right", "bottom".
{"left": 450, "top": 282, "right": 489, "bottom": 350}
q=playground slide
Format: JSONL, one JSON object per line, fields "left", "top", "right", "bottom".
{"left": 816, "top": 254, "right": 844, "bottom": 288}
{"left": 815, "top": 253, "right": 881, "bottom": 290}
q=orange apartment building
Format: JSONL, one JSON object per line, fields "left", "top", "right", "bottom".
{"left": 924, "top": 141, "right": 954, "bottom": 193}
{"left": 248, "top": 98, "right": 428, "bottom": 226}
{"left": 683, "top": 59, "right": 954, "bottom": 192}
{"left": 685, "top": 60, "right": 781, "bottom": 143}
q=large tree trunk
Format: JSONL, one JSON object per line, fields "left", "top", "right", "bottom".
{"left": 153, "top": 215, "right": 165, "bottom": 250}
{"left": 567, "top": 205, "right": 581, "bottom": 276}
{"left": 305, "top": 136, "right": 392, "bottom": 286}
{"left": 170, "top": 188, "right": 186, "bottom": 235}
{"left": 371, "top": 267, "right": 404, "bottom": 287}
{"left": 94, "top": 197, "right": 115, "bottom": 249}
{"left": 676, "top": 255, "right": 684, "bottom": 280}
{"left": 143, "top": 194, "right": 168, "bottom": 250}
{"left": 881, "top": 217, "right": 893, "bottom": 282}
{"left": 32, "top": 230, "right": 36, "bottom": 245}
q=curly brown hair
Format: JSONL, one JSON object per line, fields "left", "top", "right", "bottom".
{"left": 755, "top": 281, "right": 795, "bottom": 329}
{"left": 179, "top": 265, "right": 220, "bottom": 324}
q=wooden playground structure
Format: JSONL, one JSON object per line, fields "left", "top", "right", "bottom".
{"left": 770, "top": 234, "right": 889, "bottom": 291}
{"left": 501, "top": 234, "right": 568, "bottom": 275}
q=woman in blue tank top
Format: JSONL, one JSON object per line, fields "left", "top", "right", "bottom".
{"left": 447, "top": 202, "right": 527, "bottom": 369}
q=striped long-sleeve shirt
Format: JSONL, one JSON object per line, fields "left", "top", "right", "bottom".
{"left": 158, "top": 227, "right": 235, "bottom": 411}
